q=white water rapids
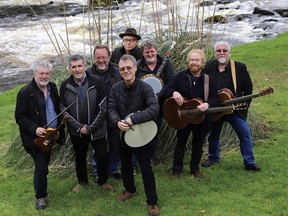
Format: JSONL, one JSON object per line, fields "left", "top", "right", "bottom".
{"left": 0, "top": 0, "right": 287, "bottom": 91}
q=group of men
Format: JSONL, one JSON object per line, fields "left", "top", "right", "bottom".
{"left": 15, "top": 27, "right": 261, "bottom": 216}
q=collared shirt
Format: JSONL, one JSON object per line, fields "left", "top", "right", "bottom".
{"left": 46, "top": 85, "right": 58, "bottom": 128}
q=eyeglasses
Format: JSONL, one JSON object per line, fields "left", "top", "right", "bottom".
{"left": 216, "top": 49, "right": 229, "bottom": 53}
{"left": 95, "top": 56, "right": 109, "bottom": 60}
{"left": 123, "top": 38, "right": 137, "bottom": 43}
{"left": 119, "top": 66, "right": 134, "bottom": 72}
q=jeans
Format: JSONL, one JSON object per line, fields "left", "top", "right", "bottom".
{"left": 208, "top": 113, "right": 256, "bottom": 166}
{"left": 29, "top": 146, "right": 50, "bottom": 199}
{"left": 70, "top": 135, "right": 109, "bottom": 185}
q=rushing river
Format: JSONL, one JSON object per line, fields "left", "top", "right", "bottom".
{"left": 0, "top": 0, "right": 287, "bottom": 92}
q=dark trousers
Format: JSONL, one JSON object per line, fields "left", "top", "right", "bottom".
{"left": 173, "top": 122, "right": 206, "bottom": 173}
{"left": 29, "top": 146, "right": 50, "bottom": 199}
{"left": 119, "top": 135, "right": 158, "bottom": 206}
{"left": 70, "top": 135, "right": 109, "bottom": 185}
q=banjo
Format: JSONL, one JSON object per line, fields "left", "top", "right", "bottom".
{"left": 141, "top": 41, "right": 176, "bottom": 94}
{"left": 123, "top": 113, "right": 158, "bottom": 148}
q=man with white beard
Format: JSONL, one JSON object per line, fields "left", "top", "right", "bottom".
{"left": 202, "top": 41, "right": 261, "bottom": 171}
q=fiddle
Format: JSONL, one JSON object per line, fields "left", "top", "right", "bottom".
{"left": 34, "top": 116, "right": 68, "bottom": 153}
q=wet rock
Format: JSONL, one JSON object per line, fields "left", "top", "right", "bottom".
{"left": 274, "top": 9, "right": 288, "bottom": 18}
{"left": 253, "top": 7, "right": 275, "bottom": 16}
{"left": 204, "top": 15, "right": 228, "bottom": 24}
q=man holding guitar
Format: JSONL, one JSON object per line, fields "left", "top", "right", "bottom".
{"left": 202, "top": 41, "right": 261, "bottom": 171}
{"left": 108, "top": 54, "right": 160, "bottom": 216}
{"left": 15, "top": 60, "right": 65, "bottom": 210}
{"left": 165, "top": 49, "right": 218, "bottom": 178}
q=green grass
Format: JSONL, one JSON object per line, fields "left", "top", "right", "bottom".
{"left": 1, "top": 33, "right": 288, "bottom": 215}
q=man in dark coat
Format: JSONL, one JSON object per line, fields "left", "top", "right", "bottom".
{"left": 202, "top": 41, "right": 261, "bottom": 171}
{"left": 15, "top": 60, "right": 64, "bottom": 210}
{"left": 87, "top": 44, "right": 122, "bottom": 180}
{"left": 108, "top": 54, "right": 160, "bottom": 216}
{"left": 60, "top": 54, "right": 113, "bottom": 192}
{"left": 110, "top": 27, "right": 143, "bottom": 64}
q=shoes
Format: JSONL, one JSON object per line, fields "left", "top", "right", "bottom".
{"left": 191, "top": 170, "right": 204, "bottom": 179}
{"left": 111, "top": 171, "right": 122, "bottom": 179}
{"left": 72, "top": 183, "right": 82, "bottom": 192}
{"left": 148, "top": 205, "right": 160, "bottom": 216}
{"left": 245, "top": 164, "right": 261, "bottom": 171}
{"left": 202, "top": 159, "right": 219, "bottom": 168}
{"left": 116, "top": 191, "right": 135, "bottom": 202}
{"left": 100, "top": 182, "right": 113, "bottom": 191}
{"left": 35, "top": 197, "right": 47, "bottom": 210}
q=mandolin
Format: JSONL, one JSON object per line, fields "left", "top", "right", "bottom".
{"left": 163, "top": 97, "right": 247, "bottom": 129}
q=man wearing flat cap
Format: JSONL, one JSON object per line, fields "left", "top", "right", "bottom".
{"left": 110, "top": 28, "right": 143, "bottom": 65}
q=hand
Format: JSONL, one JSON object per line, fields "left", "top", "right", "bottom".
{"left": 173, "top": 91, "right": 184, "bottom": 106}
{"left": 80, "top": 125, "right": 89, "bottom": 135}
{"left": 117, "top": 117, "right": 133, "bottom": 132}
{"left": 197, "top": 102, "right": 209, "bottom": 112}
{"left": 36, "top": 127, "right": 46, "bottom": 137}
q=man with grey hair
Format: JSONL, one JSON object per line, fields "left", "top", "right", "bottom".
{"left": 108, "top": 54, "right": 160, "bottom": 216}
{"left": 202, "top": 41, "right": 261, "bottom": 171}
{"left": 60, "top": 54, "right": 113, "bottom": 192}
{"left": 15, "top": 60, "right": 64, "bottom": 210}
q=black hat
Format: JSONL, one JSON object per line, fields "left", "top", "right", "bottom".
{"left": 119, "top": 28, "right": 141, "bottom": 40}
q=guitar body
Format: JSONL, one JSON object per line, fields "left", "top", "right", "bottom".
{"left": 163, "top": 97, "right": 205, "bottom": 129}
{"left": 211, "top": 88, "right": 235, "bottom": 121}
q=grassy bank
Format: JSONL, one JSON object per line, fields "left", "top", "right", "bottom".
{"left": 0, "top": 33, "right": 288, "bottom": 215}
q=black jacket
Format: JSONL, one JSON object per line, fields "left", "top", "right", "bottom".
{"left": 108, "top": 78, "right": 159, "bottom": 128}
{"left": 60, "top": 72, "right": 107, "bottom": 140}
{"left": 204, "top": 60, "right": 253, "bottom": 119}
{"left": 110, "top": 46, "right": 143, "bottom": 64}
{"left": 15, "top": 79, "right": 64, "bottom": 153}
{"left": 166, "top": 69, "right": 218, "bottom": 107}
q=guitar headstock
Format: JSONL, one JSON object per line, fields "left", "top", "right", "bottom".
{"left": 234, "top": 102, "right": 248, "bottom": 110}
{"left": 259, "top": 87, "right": 274, "bottom": 96}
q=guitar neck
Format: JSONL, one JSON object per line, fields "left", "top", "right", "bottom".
{"left": 220, "top": 93, "right": 260, "bottom": 106}
{"left": 180, "top": 105, "right": 237, "bottom": 116}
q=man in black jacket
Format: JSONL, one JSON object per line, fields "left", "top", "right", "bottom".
{"left": 108, "top": 54, "right": 160, "bottom": 216}
{"left": 165, "top": 49, "right": 218, "bottom": 178}
{"left": 87, "top": 45, "right": 122, "bottom": 180}
{"left": 15, "top": 60, "right": 64, "bottom": 210}
{"left": 110, "top": 27, "right": 143, "bottom": 64}
{"left": 202, "top": 41, "right": 261, "bottom": 171}
{"left": 60, "top": 54, "right": 113, "bottom": 192}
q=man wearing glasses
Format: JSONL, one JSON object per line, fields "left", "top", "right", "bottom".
{"left": 108, "top": 54, "right": 160, "bottom": 216}
{"left": 87, "top": 45, "right": 122, "bottom": 181}
{"left": 110, "top": 27, "right": 143, "bottom": 64}
{"left": 202, "top": 41, "right": 261, "bottom": 171}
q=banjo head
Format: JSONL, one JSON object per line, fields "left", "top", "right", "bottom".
{"left": 124, "top": 120, "right": 158, "bottom": 148}
{"left": 142, "top": 75, "right": 163, "bottom": 94}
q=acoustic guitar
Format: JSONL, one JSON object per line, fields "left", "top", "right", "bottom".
{"left": 163, "top": 97, "right": 247, "bottom": 129}
{"left": 210, "top": 87, "right": 274, "bottom": 121}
